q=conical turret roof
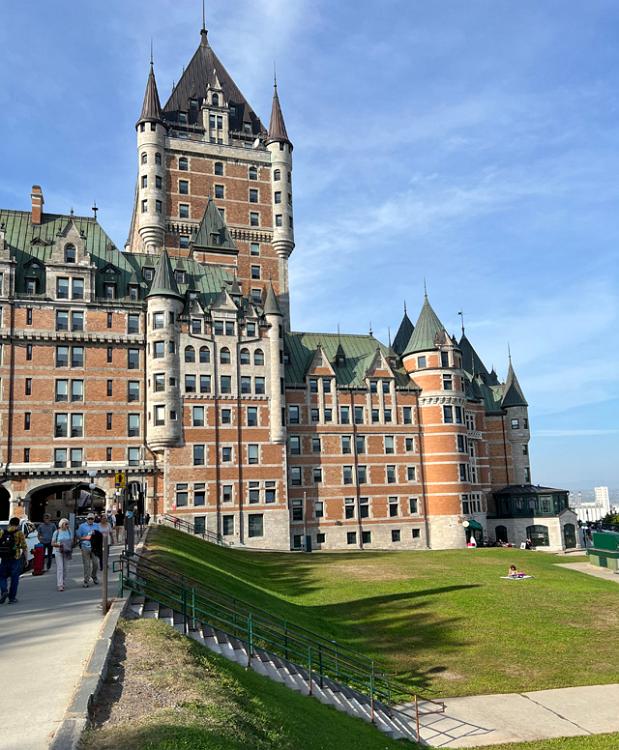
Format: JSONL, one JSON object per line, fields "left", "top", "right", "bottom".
{"left": 501, "top": 360, "right": 528, "bottom": 408}
{"left": 137, "top": 63, "right": 164, "bottom": 127}
{"left": 263, "top": 281, "right": 282, "bottom": 316}
{"left": 393, "top": 308, "right": 414, "bottom": 355}
{"left": 404, "top": 296, "right": 446, "bottom": 354}
{"left": 266, "top": 83, "right": 291, "bottom": 147}
{"left": 459, "top": 333, "right": 490, "bottom": 379}
{"left": 146, "top": 249, "right": 182, "bottom": 300}
{"left": 192, "top": 198, "right": 236, "bottom": 251}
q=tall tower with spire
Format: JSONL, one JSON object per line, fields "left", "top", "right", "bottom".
{"left": 266, "top": 76, "right": 294, "bottom": 327}
{"left": 136, "top": 60, "right": 167, "bottom": 254}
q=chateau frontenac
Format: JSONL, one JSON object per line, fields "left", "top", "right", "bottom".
{"left": 0, "top": 21, "right": 578, "bottom": 550}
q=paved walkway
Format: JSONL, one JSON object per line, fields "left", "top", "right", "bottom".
{"left": 0, "top": 546, "right": 122, "bottom": 750}
{"left": 401, "top": 684, "right": 619, "bottom": 747}
{"left": 556, "top": 561, "right": 619, "bottom": 584}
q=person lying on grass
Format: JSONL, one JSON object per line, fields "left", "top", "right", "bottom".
{"left": 508, "top": 565, "right": 526, "bottom": 578}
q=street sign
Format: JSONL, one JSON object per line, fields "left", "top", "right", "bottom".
{"left": 114, "top": 470, "right": 126, "bottom": 489}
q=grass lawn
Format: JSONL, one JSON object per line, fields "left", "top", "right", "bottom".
{"left": 144, "top": 526, "right": 619, "bottom": 698}
{"left": 84, "top": 619, "right": 409, "bottom": 750}
{"left": 471, "top": 736, "right": 619, "bottom": 750}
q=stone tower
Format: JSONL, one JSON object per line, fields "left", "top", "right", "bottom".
{"left": 145, "top": 250, "right": 184, "bottom": 450}
{"left": 263, "top": 281, "right": 286, "bottom": 444}
{"left": 136, "top": 61, "right": 167, "bottom": 254}
{"left": 501, "top": 356, "right": 531, "bottom": 484}
{"left": 265, "top": 80, "right": 294, "bottom": 328}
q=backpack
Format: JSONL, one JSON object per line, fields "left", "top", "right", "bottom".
{"left": 0, "top": 529, "right": 17, "bottom": 560}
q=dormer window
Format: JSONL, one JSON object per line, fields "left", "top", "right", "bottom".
{"left": 143, "top": 267, "right": 154, "bottom": 282}
{"left": 64, "top": 244, "right": 76, "bottom": 263}
{"left": 189, "top": 98, "right": 199, "bottom": 110}
{"left": 179, "top": 236, "right": 190, "bottom": 250}
{"left": 104, "top": 282, "right": 116, "bottom": 300}
{"left": 243, "top": 123, "right": 252, "bottom": 134}
{"left": 178, "top": 112, "right": 188, "bottom": 124}
{"left": 175, "top": 270, "right": 186, "bottom": 283}
{"left": 212, "top": 93, "right": 220, "bottom": 107}
{"left": 25, "top": 278, "right": 38, "bottom": 295}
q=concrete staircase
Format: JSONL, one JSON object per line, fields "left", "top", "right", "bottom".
{"left": 128, "top": 593, "right": 420, "bottom": 743}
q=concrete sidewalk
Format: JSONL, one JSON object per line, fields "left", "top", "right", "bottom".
{"left": 556, "top": 561, "right": 619, "bottom": 584}
{"left": 406, "top": 684, "right": 619, "bottom": 747}
{"left": 0, "top": 546, "right": 122, "bottom": 750}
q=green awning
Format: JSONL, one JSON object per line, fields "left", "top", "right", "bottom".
{"left": 467, "top": 519, "right": 483, "bottom": 531}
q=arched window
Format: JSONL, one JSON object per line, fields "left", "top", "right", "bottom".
{"left": 199, "top": 346, "right": 210, "bottom": 364}
{"left": 212, "top": 93, "right": 220, "bottom": 106}
{"left": 495, "top": 525, "right": 508, "bottom": 544}
{"left": 179, "top": 157, "right": 188, "bottom": 171}
{"left": 155, "top": 152, "right": 162, "bottom": 166}
{"left": 249, "top": 166, "right": 258, "bottom": 181}
{"left": 240, "top": 348, "right": 250, "bottom": 365}
{"left": 526, "top": 525, "right": 549, "bottom": 547}
{"left": 273, "top": 169, "right": 281, "bottom": 181}
{"left": 184, "top": 346, "right": 195, "bottom": 363}
{"left": 64, "top": 244, "right": 76, "bottom": 264}
{"left": 141, "top": 152, "right": 147, "bottom": 165}
{"left": 220, "top": 347, "right": 231, "bottom": 364}
{"left": 214, "top": 161, "right": 224, "bottom": 176}
{"left": 254, "top": 349, "right": 264, "bottom": 366}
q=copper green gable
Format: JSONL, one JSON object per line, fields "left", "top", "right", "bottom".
{"left": 263, "top": 282, "right": 282, "bottom": 316}
{"left": 146, "top": 249, "right": 182, "bottom": 300}
{"left": 392, "top": 310, "right": 414, "bottom": 355}
{"left": 404, "top": 296, "right": 445, "bottom": 354}
{"left": 191, "top": 198, "right": 236, "bottom": 252}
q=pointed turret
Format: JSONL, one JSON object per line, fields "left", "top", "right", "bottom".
{"left": 459, "top": 333, "right": 490, "bottom": 380}
{"left": 393, "top": 305, "right": 414, "bottom": 355}
{"left": 147, "top": 249, "right": 182, "bottom": 300}
{"left": 404, "top": 295, "right": 446, "bottom": 354}
{"left": 266, "top": 80, "right": 292, "bottom": 148}
{"left": 137, "top": 63, "right": 164, "bottom": 128}
{"left": 191, "top": 198, "right": 236, "bottom": 251}
{"left": 263, "top": 281, "right": 282, "bottom": 317}
{"left": 501, "top": 360, "right": 528, "bottom": 408}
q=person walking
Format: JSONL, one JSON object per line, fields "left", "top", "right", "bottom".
{"left": 51, "top": 519, "right": 73, "bottom": 592}
{"left": 114, "top": 507, "right": 125, "bottom": 545}
{"left": 105, "top": 508, "right": 116, "bottom": 545}
{"left": 77, "top": 513, "right": 98, "bottom": 587}
{"left": 0, "top": 517, "right": 28, "bottom": 604}
{"left": 37, "top": 513, "right": 57, "bottom": 571}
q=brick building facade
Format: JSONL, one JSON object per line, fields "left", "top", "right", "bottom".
{"left": 0, "top": 21, "right": 577, "bottom": 550}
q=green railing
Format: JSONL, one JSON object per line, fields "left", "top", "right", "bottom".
{"left": 158, "top": 513, "right": 231, "bottom": 546}
{"left": 117, "top": 551, "right": 422, "bottom": 716}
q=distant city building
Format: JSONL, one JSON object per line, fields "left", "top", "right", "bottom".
{"left": 594, "top": 486, "right": 611, "bottom": 513}
{"left": 0, "top": 18, "right": 578, "bottom": 551}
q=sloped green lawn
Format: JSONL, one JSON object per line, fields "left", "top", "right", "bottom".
{"left": 144, "top": 526, "right": 619, "bottom": 698}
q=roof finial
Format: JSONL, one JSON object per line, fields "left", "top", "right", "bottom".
{"left": 423, "top": 278, "right": 428, "bottom": 299}
{"left": 202, "top": 0, "right": 207, "bottom": 33}
{"left": 150, "top": 38, "right": 154, "bottom": 66}
{"left": 92, "top": 201, "right": 98, "bottom": 221}
{"left": 458, "top": 309, "right": 465, "bottom": 335}
{"left": 273, "top": 61, "right": 278, "bottom": 89}
{"left": 508, "top": 342, "right": 512, "bottom": 364}
{"left": 369, "top": 321, "right": 373, "bottom": 336}
{"left": 403, "top": 300, "right": 407, "bottom": 315}
{"left": 388, "top": 326, "right": 392, "bottom": 348}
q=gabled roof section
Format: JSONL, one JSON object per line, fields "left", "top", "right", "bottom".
{"left": 365, "top": 347, "right": 394, "bottom": 378}
{"left": 404, "top": 296, "right": 446, "bottom": 355}
{"left": 146, "top": 249, "right": 182, "bottom": 300}
{"left": 459, "top": 333, "right": 490, "bottom": 379}
{"left": 191, "top": 198, "right": 236, "bottom": 252}
{"left": 266, "top": 83, "right": 291, "bottom": 147}
{"left": 501, "top": 360, "right": 528, "bottom": 408}
{"left": 307, "top": 344, "right": 336, "bottom": 377}
{"left": 137, "top": 63, "right": 164, "bottom": 127}
{"left": 392, "top": 309, "right": 414, "bottom": 355}
{"left": 163, "top": 30, "right": 265, "bottom": 135}
{"left": 263, "top": 282, "right": 282, "bottom": 317}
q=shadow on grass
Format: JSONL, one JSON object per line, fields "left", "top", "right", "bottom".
{"left": 145, "top": 527, "right": 478, "bottom": 693}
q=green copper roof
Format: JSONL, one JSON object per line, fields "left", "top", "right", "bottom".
{"left": 459, "top": 333, "right": 491, "bottom": 379}
{"left": 263, "top": 281, "right": 282, "bottom": 316}
{"left": 501, "top": 361, "right": 528, "bottom": 408}
{"left": 404, "top": 296, "right": 446, "bottom": 354}
{"left": 146, "top": 249, "right": 182, "bottom": 299}
{"left": 192, "top": 198, "right": 236, "bottom": 252}
{"left": 285, "top": 332, "right": 411, "bottom": 388}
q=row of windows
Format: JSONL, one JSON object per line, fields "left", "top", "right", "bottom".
{"left": 50, "top": 310, "right": 141, "bottom": 334}
{"left": 415, "top": 351, "right": 461, "bottom": 369}
{"left": 288, "top": 434, "right": 416, "bottom": 456}
{"left": 293, "top": 528, "right": 422, "bottom": 548}
{"left": 181, "top": 346, "right": 265, "bottom": 366}
{"left": 21, "top": 446, "right": 143, "bottom": 466}
{"left": 461, "top": 493, "right": 485, "bottom": 515}
{"left": 290, "top": 464, "right": 418, "bottom": 486}
{"left": 189, "top": 405, "right": 260, "bottom": 427}
{"left": 291, "top": 496, "right": 421, "bottom": 521}
{"left": 511, "top": 418, "right": 529, "bottom": 430}
{"left": 189, "top": 443, "right": 261, "bottom": 466}
{"left": 176, "top": 483, "right": 277, "bottom": 511}
{"left": 25, "top": 412, "right": 143, "bottom": 437}
{"left": 20, "top": 379, "right": 140, "bottom": 401}
{"left": 52, "top": 346, "right": 140, "bottom": 369}
{"left": 155, "top": 373, "right": 267, "bottom": 396}
{"left": 288, "top": 404, "right": 413, "bottom": 425}
{"left": 172, "top": 157, "right": 289, "bottom": 184}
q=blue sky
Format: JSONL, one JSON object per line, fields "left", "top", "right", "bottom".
{"left": 1, "top": 1, "right": 618, "bottom": 490}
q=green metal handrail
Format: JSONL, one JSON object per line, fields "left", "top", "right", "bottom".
{"left": 117, "top": 552, "right": 416, "bottom": 709}
{"left": 159, "top": 513, "right": 230, "bottom": 546}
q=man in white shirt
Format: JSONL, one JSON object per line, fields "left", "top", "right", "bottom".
{"left": 77, "top": 513, "right": 98, "bottom": 587}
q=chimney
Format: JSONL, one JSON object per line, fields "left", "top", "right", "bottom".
{"left": 31, "top": 185, "right": 44, "bottom": 225}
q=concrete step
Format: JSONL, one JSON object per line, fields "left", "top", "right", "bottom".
{"left": 158, "top": 607, "right": 174, "bottom": 627}
{"left": 129, "top": 594, "right": 145, "bottom": 617}
{"left": 142, "top": 599, "right": 159, "bottom": 619}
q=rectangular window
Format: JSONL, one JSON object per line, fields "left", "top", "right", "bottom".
{"left": 194, "top": 484, "right": 206, "bottom": 506}
{"left": 407, "top": 466, "right": 416, "bottom": 481}
{"left": 275, "top": 214, "right": 283, "bottom": 227}
{"left": 179, "top": 203, "right": 190, "bottom": 219}
{"left": 310, "top": 408, "right": 319, "bottom": 423}
{"left": 412, "top": 528, "right": 421, "bottom": 539}
{"left": 55, "top": 379, "right": 68, "bottom": 402}
{"left": 107, "top": 346, "right": 113, "bottom": 364}
{"left": 248, "top": 444, "right": 259, "bottom": 464}
{"left": 315, "top": 501, "right": 324, "bottom": 518}
{"left": 265, "top": 482, "right": 276, "bottom": 504}
{"left": 359, "top": 497, "right": 369, "bottom": 519}
{"left": 71, "top": 380, "right": 83, "bottom": 401}
{"left": 70, "top": 413, "right": 83, "bottom": 437}
{"left": 339, "top": 406, "right": 350, "bottom": 424}
{"left": 185, "top": 375, "right": 196, "bottom": 393}
{"left": 176, "top": 483, "right": 188, "bottom": 508}
{"left": 225, "top": 321, "right": 235, "bottom": 336}
{"left": 409, "top": 497, "right": 419, "bottom": 514}
{"left": 247, "top": 407, "right": 258, "bottom": 426}
{"left": 154, "top": 405, "right": 165, "bottom": 426}
{"left": 56, "top": 278, "right": 70, "bottom": 299}
{"left": 248, "top": 482, "right": 260, "bottom": 504}
{"left": 192, "top": 406, "right": 205, "bottom": 426}
{"left": 220, "top": 375, "right": 232, "bottom": 394}
{"left": 313, "top": 467, "right": 322, "bottom": 484}
{"left": 385, "top": 436, "right": 395, "bottom": 454}
{"left": 70, "top": 448, "right": 82, "bottom": 467}
{"left": 250, "top": 242, "right": 260, "bottom": 256}
{"left": 371, "top": 408, "right": 380, "bottom": 424}
{"left": 251, "top": 265, "right": 261, "bottom": 280}
{"left": 222, "top": 515, "right": 234, "bottom": 536}
{"left": 443, "top": 405, "right": 454, "bottom": 424}
{"left": 25, "top": 378, "right": 32, "bottom": 396}
{"left": 106, "top": 447, "right": 113, "bottom": 462}
{"left": 391, "top": 529, "right": 401, "bottom": 542}
{"left": 127, "top": 413, "right": 140, "bottom": 437}
{"left": 179, "top": 180, "right": 189, "bottom": 195}
{"left": 387, "top": 465, "right": 396, "bottom": 483}
{"left": 389, "top": 497, "right": 399, "bottom": 517}
{"left": 221, "top": 408, "right": 231, "bottom": 424}
{"left": 241, "top": 376, "right": 251, "bottom": 395}
{"left": 289, "top": 436, "right": 301, "bottom": 455}
{"left": 248, "top": 515, "right": 264, "bottom": 538}
{"left": 71, "top": 347, "right": 84, "bottom": 367}
{"left": 200, "top": 375, "right": 211, "bottom": 394}
{"left": 128, "top": 349, "right": 139, "bottom": 369}
{"left": 127, "top": 381, "right": 140, "bottom": 402}
{"left": 25, "top": 343, "right": 33, "bottom": 361}
{"left": 153, "top": 373, "right": 165, "bottom": 393}
{"left": 345, "top": 497, "right": 355, "bottom": 519}
{"left": 459, "top": 464, "right": 468, "bottom": 482}
{"left": 347, "top": 531, "right": 357, "bottom": 545}
{"left": 455, "top": 406, "right": 463, "bottom": 424}
{"left": 24, "top": 448, "right": 30, "bottom": 463}
{"left": 56, "top": 310, "right": 69, "bottom": 331}
{"left": 358, "top": 465, "right": 367, "bottom": 484}
{"left": 288, "top": 405, "right": 300, "bottom": 424}
{"left": 511, "top": 418, "right": 519, "bottom": 429}
{"left": 341, "top": 436, "right": 351, "bottom": 454}
{"left": 417, "top": 355, "right": 427, "bottom": 368}
{"left": 127, "top": 447, "right": 140, "bottom": 466}
{"left": 54, "top": 448, "right": 67, "bottom": 468}
{"left": 215, "top": 184, "right": 224, "bottom": 199}
{"left": 191, "top": 318, "right": 201, "bottom": 334}
{"left": 55, "top": 413, "right": 68, "bottom": 438}
{"left": 403, "top": 407, "right": 413, "bottom": 424}
{"left": 354, "top": 406, "right": 364, "bottom": 424}
{"left": 26, "top": 308, "right": 33, "bottom": 326}
{"left": 193, "top": 444, "right": 205, "bottom": 466}
{"left": 222, "top": 485, "right": 233, "bottom": 503}
{"left": 384, "top": 409, "right": 392, "bottom": 423}
{"left": 71, "top": 278, "right": 84, "bottom": 300}
{"left": 56, "top": 346, "right": 69, "bottom": 367}
{"left": 290, "top": 466, "right": 302, "bottom": 486}
{"left": 355, "top": 435, "right": 365, "bottom": 454}
{"left": 250, "top": 212, "right": 259, "bottom": 227}
{"left": 249, "top": 188, "right": 258, "bottom": 203}
{"left": 324, "top": 408, "right": 333, "bottom": 423}
{"left": 71, "top": 311, "right": 84, "bottom": 331}
{"left": 311, "top": 437, "right": 321, "bottom": 453}
{"left": 457, "top": 434, "right": 466, "bottom": 452}
{"left": 255, "top": 377, "right": 265, "bottom": 395}
{"left": 362, "top": 530, "right": 371, "bottom": 545}
{"left": 291, "top": 499, "right": 304, "bottom": 521}
{"left": 127, "top": 314, "right": 139, "bottom": 334}
{"left": 222, "top": 446, "right": 232, "bottom": 462}
{"left": 343, "top": 466, "right": 353, "bottom": 485}
{"left": 442, "top": 374, "right": 453, "bottom": 390}
{"left": 405, "top": 437, "right": 415, "bottom": 452}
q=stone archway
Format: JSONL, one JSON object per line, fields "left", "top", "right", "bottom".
{"left": 27, "top": 482, "right": 107, "bottom": 522}
{"left": 0, "top": 485, "right": 9, "bottom": 521}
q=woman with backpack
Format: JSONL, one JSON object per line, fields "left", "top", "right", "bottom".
{"left": 51, "top": 519, "right": 73, "bottom": 592}
{"left": 0, "top": 517, "right": 28, "bottom": 604}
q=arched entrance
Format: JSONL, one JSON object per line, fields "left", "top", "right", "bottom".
{"left": 495, "top": 525, "right": 508, "bottom": 543}
{"left": 563, "top": 523, "right": 577, "bottom": 549}
{"left": 0, "top": 486, "right": 10, "bottom": 521}
{"left": 28, "top": 482, "right": 106, "bottom": 522}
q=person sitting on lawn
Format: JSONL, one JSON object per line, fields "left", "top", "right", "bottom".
{"left": 508, "top": 564, "right": 525, "bottom": 578}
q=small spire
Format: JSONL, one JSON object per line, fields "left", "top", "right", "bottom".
{"left": 92, "top": 201, "right": 98, "bottom": 221}
{"left": 403, "top": 300, "right": 407, "bottom": 315}
{"left": 150, "top": 38, "right": 154, "bottom": 66}
{"left": 369, "top": 321, "right": 373, "bottom": 336}
{"left": 388, "top": 326, "right": 392, "bottom": 348}
{"left": 508, "top": 342, "right": 512, "bottom": 364}
{"left": 202, "top": 0, "right": 206, "bottom": 31}
{"left": 70, "top": 207, "right": 74, "bottom": 217}
{"left": 274, "top": 61, "right": 278, "bottom": 88}
{"left": 458, "top": 309, "right": 465, "bottom": 335}
{"left": 423, "top": 278, "right": 428, "bottom": 299}
{"left": 266, "top": 74, "right": 292, "bottom": 147}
